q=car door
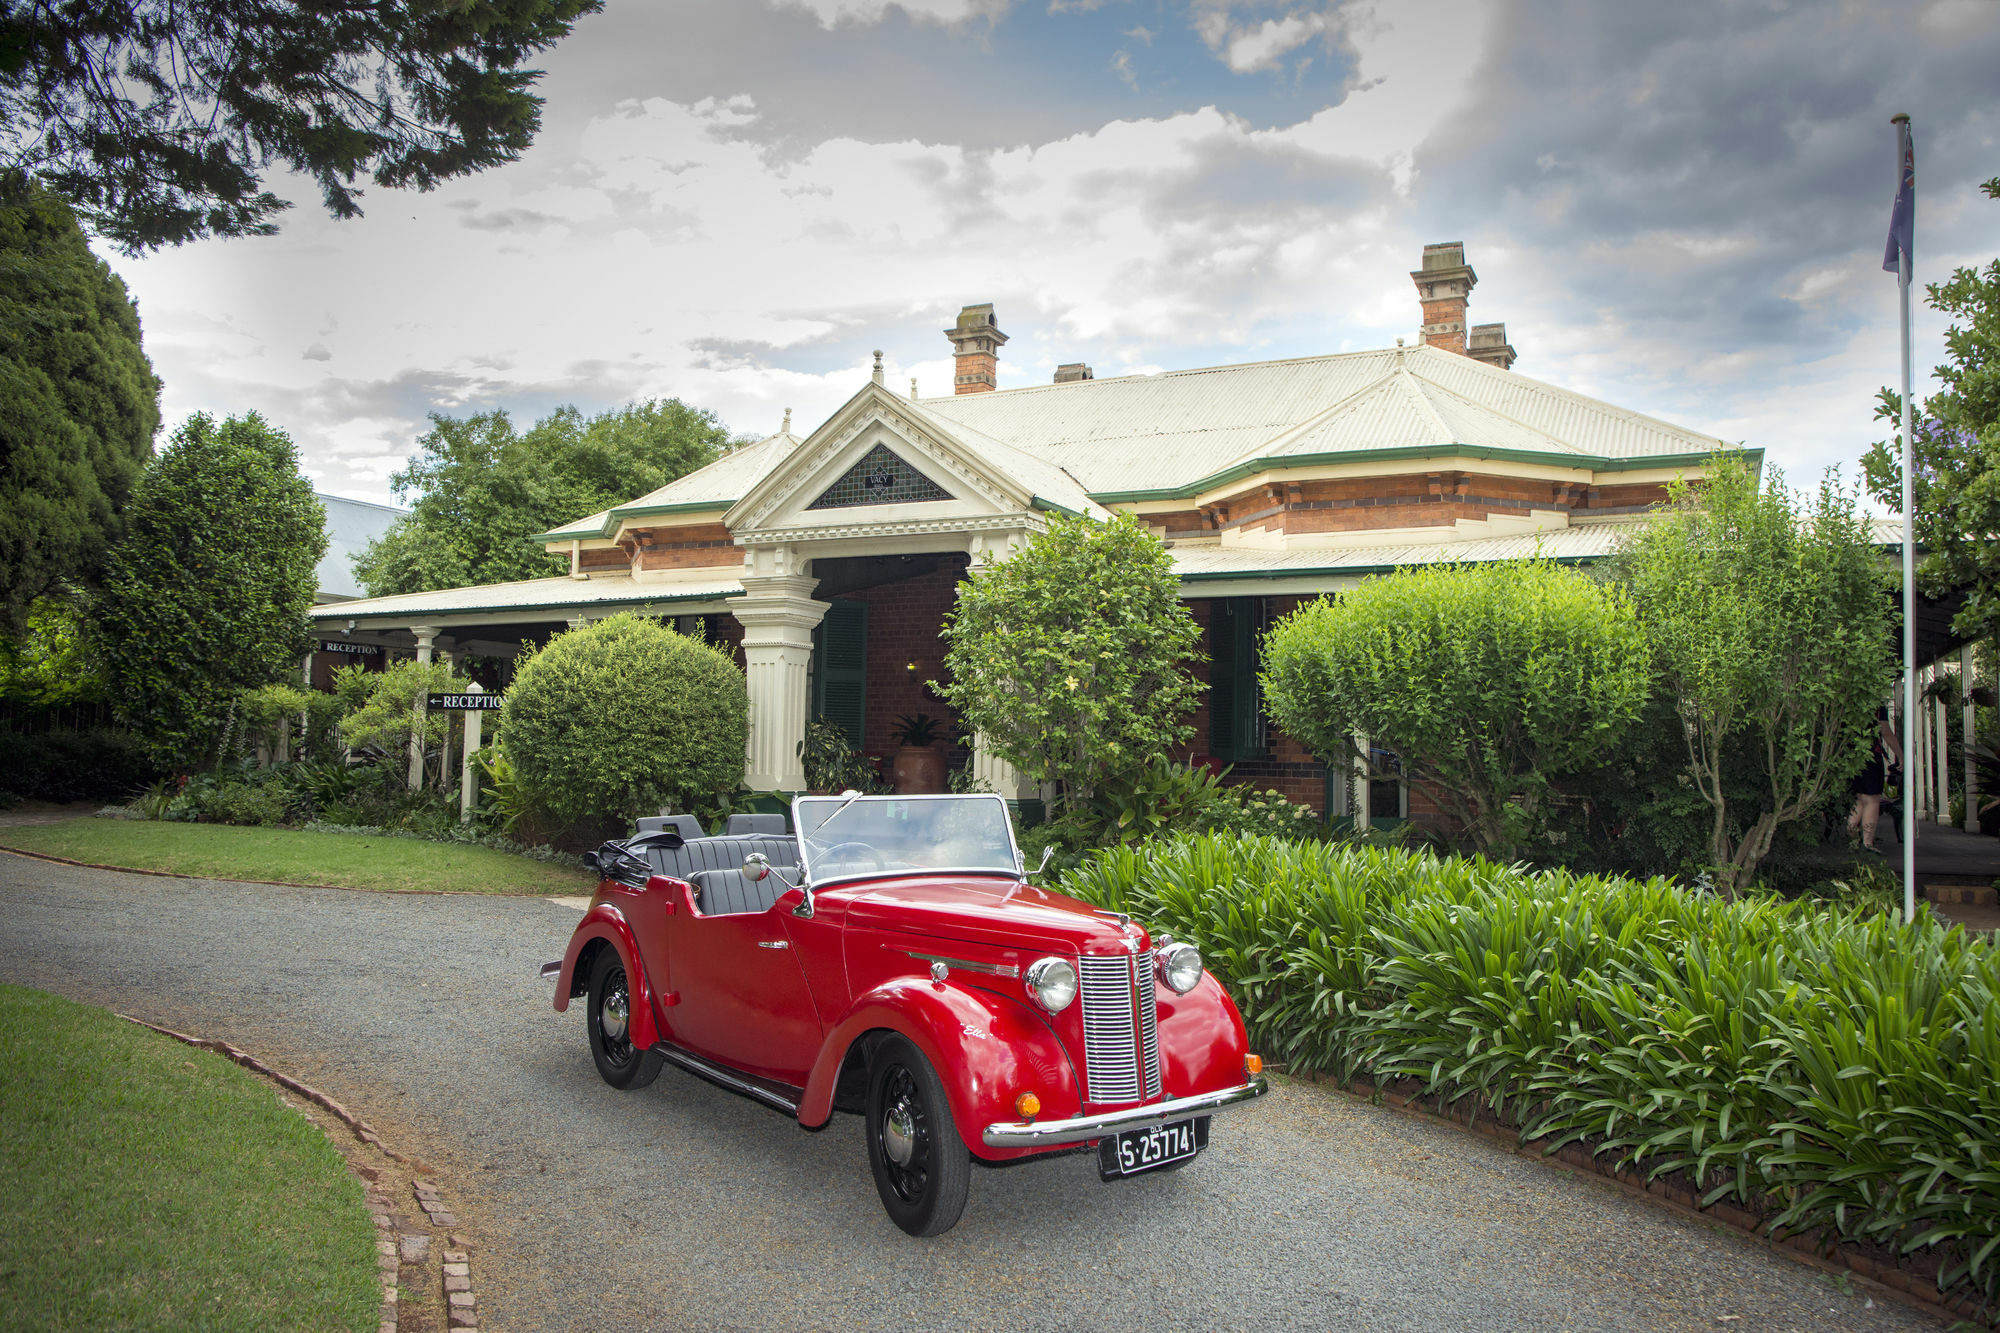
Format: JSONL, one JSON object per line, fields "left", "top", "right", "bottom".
{"left": 665, "top": 896, "right": 823, "bottom": 1087}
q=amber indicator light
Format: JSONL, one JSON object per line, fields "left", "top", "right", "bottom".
{"left": 1014, "top": 1091, "right": 1041, "bottom": 1119}
{"left": 1245, "top": 1054, "right": 1264, "bottom": 1075}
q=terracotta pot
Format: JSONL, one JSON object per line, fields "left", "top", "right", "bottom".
{"left": 891, "top": 745, "right": 947, "bottom": 794}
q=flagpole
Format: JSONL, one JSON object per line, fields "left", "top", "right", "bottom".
{"left": 1893, "top": 112, "right": 1917, "bottom": 925}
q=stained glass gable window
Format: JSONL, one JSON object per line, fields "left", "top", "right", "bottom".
{"left": 806, "top": 443, "right": 954, "bottom": 510}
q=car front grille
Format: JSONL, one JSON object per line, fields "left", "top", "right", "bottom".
{"left": 1077, "top": 953, "right": 1163, "bottom": 1103}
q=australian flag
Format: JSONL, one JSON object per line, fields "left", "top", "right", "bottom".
{"left": 1884, "top": 122, "right": 1915, "bottom": 274}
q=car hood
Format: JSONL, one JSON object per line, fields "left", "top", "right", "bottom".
{"left": 840, "top": 875, "right": 1149, "bottom": 956}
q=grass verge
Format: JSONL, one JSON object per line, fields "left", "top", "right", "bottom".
{"left": 0, "top": 818, "right": 595, "bottom": 894}
{"left": 0, "top": 984, "right": 378, "bottom": 1332}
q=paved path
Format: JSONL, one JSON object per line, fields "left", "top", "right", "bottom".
{"left": 0, "top": 853, "right": 1942, "bottom": 1333}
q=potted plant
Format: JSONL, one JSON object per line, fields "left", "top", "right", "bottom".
{"left": 889, "top": 713, "right": 947, "bottom": 794}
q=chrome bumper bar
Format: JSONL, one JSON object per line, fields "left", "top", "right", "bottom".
{"left": 981, "top": 1076, "right": 1268, "bottom": 1148}
{"left": 539, "top": 960, "right": 562, "bottom": 981}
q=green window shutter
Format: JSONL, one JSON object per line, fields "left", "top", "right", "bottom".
{"left": 1209, "top": 602, "right": 1236, "bottom": 759}
{"left": 812, "top": 599, "right": 868, "bottom": 750}
{"left": 1233, "top": 596, "right": 1268, "bottom": 758}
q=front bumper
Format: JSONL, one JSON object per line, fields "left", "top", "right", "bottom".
{"left": 981, "top": 1076, "right": 1268, "bottom": 1148}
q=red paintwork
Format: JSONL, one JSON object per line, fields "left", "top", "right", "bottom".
{"left": 552, "top": 901, "right": 661, "bottom": 1052}
{"left": 555, "top": 865, "right": 1254, "bottom": 1162}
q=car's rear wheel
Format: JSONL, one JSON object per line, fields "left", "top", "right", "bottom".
{"left": 865, "top": 1035, "right": 970, "bottom": 1237}
{"left": 587, "top": 948, "right": 663, "bottom": 1091}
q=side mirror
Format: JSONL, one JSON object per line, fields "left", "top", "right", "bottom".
{"left": 1028, "top": 845, "right": 1055, "bottom": 879}
{"left": 743, "top": 852, "right": 771, "bottom": 882}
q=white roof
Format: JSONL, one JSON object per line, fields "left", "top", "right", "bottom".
{"left": 917, "top": 344, "right": 1731, "bottom": 498}
{"left": 308, "top": 568, "right": 744, "bottom": 623}
{"left": 538, "top": 431, "right": 804, "bottom": 540}
{"left": 314, "top": 493, "right": 407, "bottom": 600}
{"left": 534, "top": 345, "right": 1734, "bottom": 544}
{"left": 1169, "top": 523, "right": 1631, "bottom": 582}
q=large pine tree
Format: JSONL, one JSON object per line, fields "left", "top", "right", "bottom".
{"left": 0, "top": 175, "right": 160, "bottom": 632}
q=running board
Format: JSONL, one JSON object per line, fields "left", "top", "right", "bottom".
{"left": 649, "top": 1039, "right": 802, "bottom": 1116}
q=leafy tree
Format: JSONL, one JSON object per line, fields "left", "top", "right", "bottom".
{"left": 0, "top": 175, "right": 159, "bottom": 630}
{"left": 336, "top": 658, "right": 468, "bottom": 767}
{"left": 502, "top": 612, "right": 747, "bottom": 831}
{"left": 0, "top": 591, "right": 104, "bottom": 707}
{"left": 353, "top": 400, "right": 729, "bottom": 597}
{"left": 1260, "top": 560, "right": 1652, "bottom": 858}
{"left": 937, "top": 513, "right": 1203, "bottom": 814}
{"left": 1861, "top": 176, "right": 2000, "bottom": 643}
{"left": 0, "top": 0, "right": 599, "bottom": 253}
{"left": 92, "top": 412, "right": 326, "bottom": 767}
{"left": 1619, "top": 454, "right": 1893, "bottom": 893}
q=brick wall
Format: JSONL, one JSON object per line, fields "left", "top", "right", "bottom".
{"left": 632, "top": 522, "right": 740, "bottom": 570}
{"left": 578, "top": 546, "right": 627, "bottom": 571}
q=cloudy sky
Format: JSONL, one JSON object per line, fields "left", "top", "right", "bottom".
{"left": 100, "top": 0, "right": 2000, "bottom": 506}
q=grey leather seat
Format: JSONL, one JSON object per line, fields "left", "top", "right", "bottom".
{"left": 643, "top": 836, "right": 801, "bottom": 916}
{"left": 726, "top": 812, "right": 789, "bottom": 836}
{"left": 689, "top": 866, "right": 790, "bottom": 916}
{"left": 636, "top": 814, "right": 704, "bottom": 839}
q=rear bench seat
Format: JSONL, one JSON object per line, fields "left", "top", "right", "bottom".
{"left": 643, "top": 835, "right": 801, "bottom": 916}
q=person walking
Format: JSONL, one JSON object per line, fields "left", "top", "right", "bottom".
{"left": 1848, "top": 706, "right": 1901, "bottom": 852}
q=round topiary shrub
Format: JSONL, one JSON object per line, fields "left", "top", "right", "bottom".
{"left": 501, "top": 612, "right": 748, "bottom": 831}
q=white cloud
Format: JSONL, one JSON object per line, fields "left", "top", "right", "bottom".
{"left": 776, "top": 0, "right": 1009, "bottom": 26}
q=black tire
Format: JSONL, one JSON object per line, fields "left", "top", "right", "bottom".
{"left": 586, "top": 948, "right": 663, "bottom": 1091}
{"left": 865, "top": 1035, "right": 971, "bottom": 1237}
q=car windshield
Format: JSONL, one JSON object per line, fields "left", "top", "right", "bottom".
{"left": 792, "top": 794, "right": 1019, "bottom": 884}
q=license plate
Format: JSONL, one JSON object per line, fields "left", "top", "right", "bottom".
{"left": 1098, "top": 1116, "right": 1208, "bottom": 1179}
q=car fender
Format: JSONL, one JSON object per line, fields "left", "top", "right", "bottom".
{"left": 551, "top": 901, "right": 662, "bottom": 1052}
{"left": 797, "top": 978, "right": 1082, "bottom": 1160}
{"left": 1156, "top": 972, "right": 1254, "bottom": 1098}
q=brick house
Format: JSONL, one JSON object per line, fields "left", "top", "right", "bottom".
{"left": 311, "top": 244, "right": 1747, "bottom": 828}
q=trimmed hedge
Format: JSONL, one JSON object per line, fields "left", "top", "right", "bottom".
{"left": 502, "top": 612, "right": 747, "bottom": 830}
{"left": 1063, "top": 835, "right": 2000, "bottom": 1306}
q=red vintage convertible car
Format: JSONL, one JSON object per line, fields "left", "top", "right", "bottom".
{"left": 544, "top": 793, "right": 1266, "bottom": 1236}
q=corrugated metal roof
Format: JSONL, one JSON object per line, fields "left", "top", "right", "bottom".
{"left": 307, "top": 568, "right": 743, "bottom": 621}
{"left": 919, "top": 345, "right": 1727, "bottom": 498}
{"left": 537, "top": 343, "right": 1733, "bottom": 542}
{"left": 538, "top": 431, "right": 804, "bottom": 539}
{"left": 1169, "top": 523, "right": 1630, "bottom": 580}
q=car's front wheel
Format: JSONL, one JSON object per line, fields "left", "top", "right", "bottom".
{"left": 586, "top": 948, "right": 663, "bottom": 1091}
{"left": 865, "top": 1034, "right": 971, "bottom": 1237}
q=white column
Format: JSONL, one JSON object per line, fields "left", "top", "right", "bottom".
{"left": 971, "top": 734, "right": 1031, "bottom": 800}
{"left": 408, "top": 626, "right": 439, "bottom": 792}
{"left": 733, "top": 552, "right": 827, "bottom": 793}
{"left": 1936, "top": 663, "right": 1951, "bottom": 826}
{"left": 461, "top": 682, "right": 485, "bottom": 824}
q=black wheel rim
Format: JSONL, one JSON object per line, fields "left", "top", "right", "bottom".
{"left": 596, "top": 965, "right": 634, "bottom": 1068}
{"left": 878, "top": 1064, "right": 930, "bottom": 1204}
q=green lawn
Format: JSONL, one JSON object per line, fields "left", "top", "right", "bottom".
{"left": 0, "top": 818, "right": 595, "bottom": 895}
{"left": 0, "top": 984, "right": 379, "bottom": 1332}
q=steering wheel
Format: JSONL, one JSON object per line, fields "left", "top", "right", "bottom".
{"left": 817, "top": 841, "right": 886, "bottom": 872}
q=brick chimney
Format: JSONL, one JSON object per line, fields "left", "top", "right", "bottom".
{"left": 1054, "top": 362, "right": 1093, "bottom": 383}
{"left": 1411, "top": 242, "right": 1476, "bottom": 355}
{"left": 946, "top": 303, "right": 1007, "bottom": 394}
{"left": 1467, "top": 323, "right": 1517, "bottom": 370}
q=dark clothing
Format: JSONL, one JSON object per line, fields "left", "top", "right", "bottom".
{"left": 1854, "top": 753, "right": 1887, "bottom": 797}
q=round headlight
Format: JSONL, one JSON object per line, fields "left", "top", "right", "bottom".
{"left": 1157, "top": 942, "right": 1203, "bottom": 994}
{"left": 1024, "top": 957, "right": 1077, "bottom": 1013}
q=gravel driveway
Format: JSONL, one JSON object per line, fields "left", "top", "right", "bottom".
{"left": 0, "top": 853, "right": 1943, "bottom": 1333}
